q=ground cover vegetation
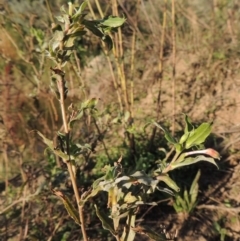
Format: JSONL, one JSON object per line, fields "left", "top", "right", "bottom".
{"left": 0, "top": 0, "right": 240, "bottom": 240}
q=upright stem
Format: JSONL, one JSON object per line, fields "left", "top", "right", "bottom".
{"left": 57, "top": 72, "right": 88, "bottom": 241}
{"left": 162, "top": 151, "right": 181, "bottom": 173}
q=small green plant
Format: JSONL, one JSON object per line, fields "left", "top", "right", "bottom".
{"left": 173, "top": 169, "right": 201, "bottom": 214}
{"left": 153, "top": 115, "right": 220, "bottom": 173}
{"left": 213, "top": 220, "right": 227, "bottom": 241}
{"left": 37, "top": 1, "right": 220, "bottom": 241}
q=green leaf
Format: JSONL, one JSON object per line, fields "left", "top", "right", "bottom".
{"left": 79, "top": 0, "right": 88, "bottom": 13}
{"left": 190, "top": 170, "right": 201, "bottom": 205}
{"left": 175, "top": 195, "right": 187, "bottom": 212}
{"left": 185, "top": 122, "right": 212, "bottom": 149}
{"left": 173, "top": 202, "right": 183, "bottom": 213}
{"left": 190, "top": 169, "right": 201, "bottom": 195}
{"left": 67, "top": 29, "right": 87, "bottom": 39}
{"left": 92, "top": 176, "right": 105, "bottom": 189}
{"left": 183, "top": 189, "right": 190, "bottom": 209}
{"left": 94, "top": 205, "right": 116, "bottom": 235}
{"left": 123, "top": 192, "right": 139, "bottom": 204}
{"left": 51, "top": 30, "right": 64, "bottom": 51}
{"left": 121, "top": 213, "right": 136, "bottom": 241}
{"left": 152, "top": 121, "right": 177, "bottom": 145}
{"left": 101, "top": 16, "right": 126, "bottom": 28}
{"left": 82, "top": 97, "right": 98, "bottom": 109}
{"left": 60, "top": 5, "right": 67, "bottom": 14}
{"left": 61, "top": 231, "right": 70, "bottom": 241}
{"left": 83, "top": 19, "right": 104, "bottom": 38}
{"left": 156, "top": 174, "right": 180, "bottom": 192}
{"left": 69, "top": 143, "right": 91, "bottom": 157}
{"left": 171, "top": 155, "right": 219, "bottom": 170}
{"left": 68, "top": 24, "right": 85, "bottom": 34}
{"left": 69, "top": 110, "right": 83, "bottom": 129}
{"left": 79, "top": 184, "right": 102, "bottom": 206}
{"left": 130, "top": 171, "right": 154, "bottom": 186}
{"left": 52, "top": 190, "right": 81, "bottom": 226}
{"left": 175, "top": 143, "right": 183, "bottom": 153}
{"left": 72, "top": 0, "right": 88, "bottom": 19}
{"left": 103, "top": 165, "right": 115, "bottom": 181}
{"left": 30, "top": 27, "right": 44, "bottom": 45}
{"left": 37, "top": 131, "right": 55, "bottom": 149}
{"left": 82, "top": 16, "right": 125, "bottom": 50}
{"left": 64, "top": 35, "right": 75, "bottom": 48}
{"left": 179, "top": 115, "right": 195, "bottom": 145}
{"left": 37, "top": 131, "right": 69, "bottom": 161}
{"left": 55, "top": 15, "right": 65, "bottom": 23}
{"left": 184, "top": 114, "right": 194, "bottom": 133}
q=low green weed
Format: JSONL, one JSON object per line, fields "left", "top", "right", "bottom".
{"left": 173, "top": 169, "right": 201, "bottom": 215}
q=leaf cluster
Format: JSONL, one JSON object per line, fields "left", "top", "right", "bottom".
{"left": 46, "top": 1, "right": 126, "bottom": 67}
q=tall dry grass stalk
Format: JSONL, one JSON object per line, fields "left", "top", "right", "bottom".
{"left": 150, "top": 0, "right": 167, "bottom": 144}
{"left": 171, "top": 0, "right": 176, "bottom": 135}
{"left": 87, "top": 0, "right": 140, "bottom": 158}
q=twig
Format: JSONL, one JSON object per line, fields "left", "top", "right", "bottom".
{"left": 197, "top": 204, "right": 240, "bottom": 214}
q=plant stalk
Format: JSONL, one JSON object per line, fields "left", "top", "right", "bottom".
{"left": 57, "top": 72, "right": 88, "bottom": 241}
